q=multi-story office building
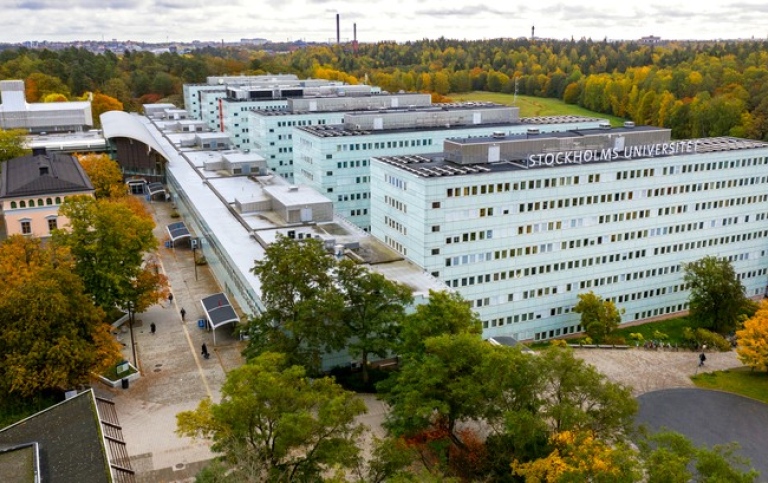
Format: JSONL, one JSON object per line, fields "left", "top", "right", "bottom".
{"left": 370, "top": 125, "right": 768, "bottom": 341}
{"left": 183, "top": 74, "right": 303, "bottom": 121}
{"left": 294, "top": 105, "right": 607, "bottom": 230}
{"left": 219, "top": 83, "right": 382, "bottom": 150}
{"left": 248, "top": 93, "right": 432, "bottom": 181}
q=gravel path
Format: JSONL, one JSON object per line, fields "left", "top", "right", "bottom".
{"left": 574, "top": 347, "right": 742, "bottom": 395}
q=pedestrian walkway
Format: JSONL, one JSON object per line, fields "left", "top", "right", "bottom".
{"left": 102, "top": 198, "right": 246, "bottom": 482}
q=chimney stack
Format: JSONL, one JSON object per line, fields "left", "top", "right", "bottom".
{"left": 336, "top": 14, "right": 340, "bottom": 44}
{"left": 531, "top": 25, "right": 535, "bottom": 40}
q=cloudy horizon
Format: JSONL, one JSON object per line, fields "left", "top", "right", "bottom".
{"left": 3, "top": 1, "right": 768, "bottom": 44}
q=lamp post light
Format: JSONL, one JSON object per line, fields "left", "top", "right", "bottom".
{"left": 192, "top": 238, "right": 198, "bottom": 281}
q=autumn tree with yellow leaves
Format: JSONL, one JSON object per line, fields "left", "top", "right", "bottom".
{"left": 77, "top": 153, "right": 127, "bottom": 199}
{"left": 0, "top": 236, "right": 121, "bottom": 397}
{"left": 736, "top": 301, "right": 768, "bottom": 371}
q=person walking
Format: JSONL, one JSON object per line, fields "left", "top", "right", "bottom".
{"left": 150, "top": 322, "right": 156, "bottom": 334}
{"left": 180, "top": 307, "right": 186, "bottom": 321}
{"left": 168, "top": 293, "right": 174, "bottom": 307}
{"left": 201, "top": 343, "right": 209, "bottom": 359}
{"left": 699, "top": 352, "right": 707, "bottom": 367}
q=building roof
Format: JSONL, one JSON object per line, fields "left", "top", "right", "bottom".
{"left": 0, "top": 390, "right": 134, "bottom": 483}
{"left": 0, "top": 152, "right": 94, "bottom": 199}
{"left": 374, "top": 135, "right": 768, "bottom": 179}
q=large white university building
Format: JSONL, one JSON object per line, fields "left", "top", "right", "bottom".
{"left": 370, "top": 125, "right": 768, "bottom": 341}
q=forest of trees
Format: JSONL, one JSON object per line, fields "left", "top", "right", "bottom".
{"left": 4, "top": 38, "right": 768, "bottom": 139}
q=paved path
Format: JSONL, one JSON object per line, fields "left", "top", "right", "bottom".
{"left": 100, "top": 199, "right": 246, "bottom": 482}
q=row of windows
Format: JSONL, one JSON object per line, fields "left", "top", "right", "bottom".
{"left": 662, "top": 157, "right": 767, "bottom": 176}
{"left": 385, "top": 174, "right": 407, "bottom": 190}
{"left": 335, "top": 138, "right": 434, "bottom": 152}
{"left": 653, "top": 230, "right": 768, "bottom": 255}
{"left": 384, "top": 195, "right": 407, "bottom": 213}
{"left": 337, "top": 192, "right": 369, "bottom": 202}
{"left": 634, "top": 304, "right": 690, "bottom": 321}
{"left": 384, "top": 235, "right": 406, "bottom": 256}
{"left": 9, "top": 196, "right": 63, "bottom": 209}
{"left": 441, "top": 169, "right": 766, "bottom": 204}
{"left": 694, "top": 195, "right": 768, "bottom": 211}
{"left": 351, "top": 208, "right": 368, "bottom": 217}
{"left": 616, "top": 168, "right": 654, "bottom": 180}
{"left": 276, "top": 119, "right": 324, "bottom": 127}
{"left": 336, "top": 160, "right": 369, "bottom": 169}
{"left": 446, "top": 182, "right": 511, "bottom": 197}
{"left": 20, "top": 217, "right": 58, "bottom": 235}
{"left": 533, "top": 325, "right": 583, "bottom": 340}
{"left": 445, "top": 230, "right": 493, "bottom": 244}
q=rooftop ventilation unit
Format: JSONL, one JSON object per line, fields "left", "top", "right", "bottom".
{"left": 527, "top": 128, "right": 540, "bottom": 135}
{"left": 623, "top": 121, "right": 636, "bottom": 128}
{"left": 599, "top": 122, "right": 611, "bottom": 129}
{"left": 492, "top": 131, "right": 505, "bottom": 138}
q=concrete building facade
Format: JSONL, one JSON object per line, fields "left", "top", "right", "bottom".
{"left": 0, "top": 80, "right": 92, "bottom": 133}
{"left": 293, "top": 105, "right": 607, "bottom": 230}
{"left": 370, "top": 127, "right": 768, "bottom": 341}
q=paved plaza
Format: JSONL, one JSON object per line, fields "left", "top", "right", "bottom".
{"left": 100, "top": 199, "right": 246, "bottom": 482}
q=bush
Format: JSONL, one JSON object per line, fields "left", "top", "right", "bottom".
{"left": 629, "top": 332, "right": 645, "bottom": 342}
{"left": 683, "top": 327, "right": 731, "bottom": 351}
{"left": 653, "top": 330, "right": 669, "bottom": 341}
{"left": 604, "top": 335, "right": 627, "bottom": 345}
{"left": 550, "top": 339, "right": 568, "bottom": 348}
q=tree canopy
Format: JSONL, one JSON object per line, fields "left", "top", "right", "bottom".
{"left": 736, "top": 300, "right": 768, "bottom": 371}
{"left": 176, "top": 352, "right": 367, "bottom": 481}
{"left": 77, "top": 153, "right": 127, "bottom": 199}
{"left": 0, "top": 128, "right": 29, "bottom": 162}
{"left": 0, "top": 236, "right": 121, "bottom": 397}
{"left": 574, "top": 291, "right": 624, "bottom": 342}
{"left": 54, "top": 195, "right": 159, "bottom": 311}
{"left": 245, "top": 235, "right": 415, "bottom": 375}
{"left": 684, "top": 256, "right": 752, "bottom": 333}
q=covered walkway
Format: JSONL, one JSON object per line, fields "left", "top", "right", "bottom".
{"left": 199, "top": 293, "right": 239, "bottom": 345}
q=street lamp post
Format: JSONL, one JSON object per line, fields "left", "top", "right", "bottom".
{"left": 192, "top": 239, "right": 198, "bottom": 281}
{"left": 128, "top": 303, "right": 137, "bottom": 367}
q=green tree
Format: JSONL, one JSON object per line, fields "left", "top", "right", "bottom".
{"left": 638, "top": 430, "right": 758, "bottom": 483}
{"left": 176, "top": 352, "right": 367, "bottom": 481}
{"left": 54, "top": 195, "right": 158, "bottom": 311}
{"left": 396, "top": 290, "right": 482, "bottom": 359}
{"left": 336, "top": 259, "right": 413, "bottom": 385}
{"left": 0, "top": 236, "right": 121, "bottom": 397}
{"left": 574, "top": 291, "right": 624, "bottom": 343}
{"left": 0, "top": 128, "right": 29, "bottom": 162}
{"left": 244, "top": 235, "right": 345, "bottom": 373}
{"left": 684, "top": 256, "right": 751, "bottom": 334}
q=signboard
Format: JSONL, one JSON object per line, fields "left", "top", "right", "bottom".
{"left": 116, "top": 361, "right": 130, "bottom": 375}
{"left": 527, "top": 140, "right": 698, "bottom": 167}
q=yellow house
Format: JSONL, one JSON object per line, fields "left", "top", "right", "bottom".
{"left": 0, "top": 152, "right": 94, "bottom": 238}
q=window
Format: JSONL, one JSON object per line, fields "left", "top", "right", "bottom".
{"left": 47, "top": 218, "right": 58, "bottom": 232}
{"left": 20, "top": 220, "right": 31, "bottom": 235}
{"left": 432, "top": 201, "right": 441, "bottom": 209}
{"left": 431, "top": 225, "right": 441, "bottom": 232}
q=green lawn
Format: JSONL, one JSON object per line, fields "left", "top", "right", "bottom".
{"left": 613, "top": 316, "right": 697, "bottom": 346}
{"left": 692, "top": 367, "right": 768, "bottom": 404}
{"left": 448, "top": 91, "right": 626, "bottom": 126}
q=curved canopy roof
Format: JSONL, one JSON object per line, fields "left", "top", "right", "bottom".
{"left": 100, "top": 111, "right": 168, "bottom": 157}
{"left": 200, "top": 293, "right": 239, "bottom": 345}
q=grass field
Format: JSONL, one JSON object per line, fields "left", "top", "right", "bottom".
{"left": 448, "top": 91, "right": 626, "bottom": 126}
{"left": 692, "top": 367, "right": 768, "bottom": 404}
{"left": 613, "top": 316, "right": 697, "bottom": 345}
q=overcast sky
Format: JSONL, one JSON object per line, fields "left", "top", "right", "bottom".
{"left": 3, "top": 1, "right": 768, "bottom": 44}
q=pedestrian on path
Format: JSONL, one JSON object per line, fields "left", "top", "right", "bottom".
{"left": 180, "top": 307, "right": 186, "bottom": 321}
{"left": 168, "top": 293, "right": 174, "bottom": 307}
{"left": 699, "top": 352, "right": 707, "bottom": 367}
{"left": 150, "top": 322, "right": 156, "bottom": 334}
{"left": 201, "top": 343, "right": 209, "bottom": 359}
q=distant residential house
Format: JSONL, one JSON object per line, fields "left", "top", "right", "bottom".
{"left": 0, "top": 152, "right": 94, "bottom": 239}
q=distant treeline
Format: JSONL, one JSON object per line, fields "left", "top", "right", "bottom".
{"left": 4, "top": 38, "right": 768, "bottom": 139}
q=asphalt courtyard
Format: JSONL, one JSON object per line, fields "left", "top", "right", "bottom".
{"left": 637, "top": 388, "right": 768, "bottom": 480}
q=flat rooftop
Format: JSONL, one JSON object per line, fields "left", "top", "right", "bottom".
{"left": 134, "top": 113, "right": 445, "bottom": 302}
{"left": 375, "top": 135, "right": 768, "bottom": 178}
{"left": 298, "top": 113, "right": 601, "bottom": 138}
